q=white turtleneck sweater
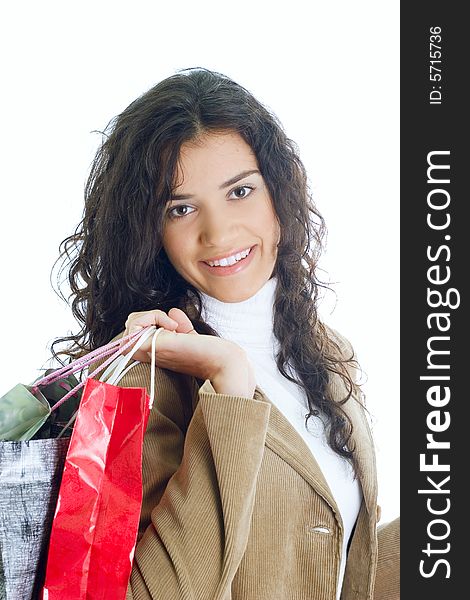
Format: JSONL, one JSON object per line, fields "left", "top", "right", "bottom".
{"left": 200, "top": 276, "right": 362, "bottom": 599}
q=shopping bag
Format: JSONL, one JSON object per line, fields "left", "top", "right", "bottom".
{"left": 0, "top": 371, "right": 83, "bottom": 599}
{"left": 31, "top": 371, "right": 83, "bottom": 439}
{"left": 0, "top": 329, "right": 137, "bottom": 443}
{"left": 41, "top": 326, "right": 161, "bottom": 600}
{"left": 0, "top": 384, "right": 51, "bottom": 441}
{"left": 0, "top": 437, "right": 70, "bottom": 600}
{"left": 0, "top": 368, "right": 97, "bottom": 599}
{"left": 0, "top": 325, "right": 158, "bottom": 599}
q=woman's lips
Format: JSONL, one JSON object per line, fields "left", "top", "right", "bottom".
{"left": 200, "top": 245, "right": 256, "bottom": 277}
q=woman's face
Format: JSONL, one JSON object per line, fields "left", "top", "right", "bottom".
{"left": 162, "top": 131, "right": 280, "bottom": 302}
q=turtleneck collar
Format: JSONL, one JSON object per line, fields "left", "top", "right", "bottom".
{"left": 200, "top": 276, "right": 278, "bottom": 351}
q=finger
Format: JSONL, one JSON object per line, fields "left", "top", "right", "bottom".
{"left": 126, "top": 310, "right": 178, "bottom": 335}
{"left": 120, "top": 310, "right": 178, "bottom": 353}
{"left": 168, "top": 307, "right": 198, "bottom": 334}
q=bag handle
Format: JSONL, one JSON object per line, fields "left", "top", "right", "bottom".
{"left": 110, "top": 327, "right": 163, "bottom": 408}
{"left": 47, "top": 326, "right": 158, "bottom": 413}
{"left": 56, "top": 328, "right": 162, "bottom": 438}
{"left": 101, "top": 327, "right": 161, "bottom": 385}
{"left": 33, "top": 329, "right": 148, "bottom": 390}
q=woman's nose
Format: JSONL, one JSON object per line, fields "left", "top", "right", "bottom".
{"left": 199, "top": 207, "right": 238, "bottom": 248}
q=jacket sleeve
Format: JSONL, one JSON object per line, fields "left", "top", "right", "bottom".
{"left": 374, "top": 517, "right": 400, "bottom": 600}
{"left": 119, "top": 361, "right": 271, "bottom": 600}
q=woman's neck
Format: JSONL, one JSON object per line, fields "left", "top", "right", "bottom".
{"left": 199, "top": 277, "right": 278, "bottom": 351}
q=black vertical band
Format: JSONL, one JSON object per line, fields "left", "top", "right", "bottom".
{"left": 401, "top": 3, "right": 467, "bottom": 597}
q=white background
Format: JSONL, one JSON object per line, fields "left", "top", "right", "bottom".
{"left": 0, "top": 1, "right": 399, "bottom": 522}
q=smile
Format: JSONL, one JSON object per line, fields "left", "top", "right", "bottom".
{"left": 200, "top": 245, "right": 257, "bottom": 277}
{"left": 205, "top": 247, "right": 252, "bottom": 267}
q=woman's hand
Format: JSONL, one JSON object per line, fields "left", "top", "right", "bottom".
{"left": 122, "top": 308, "right": 256, "bottom": 398}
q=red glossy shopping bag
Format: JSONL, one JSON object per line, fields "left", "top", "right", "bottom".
{"left": 41, "top": 373, "right": 151, "bottom": 599}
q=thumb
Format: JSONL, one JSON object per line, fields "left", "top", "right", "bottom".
{"left": 168, "top": 307, "right": 198, "bottom": 334}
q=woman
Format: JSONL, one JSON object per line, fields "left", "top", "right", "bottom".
{"left": 53, "top": 67, "right": 399, "bottom": 599}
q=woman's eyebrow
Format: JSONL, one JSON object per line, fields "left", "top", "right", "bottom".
{"left": 220, "top": 169, "right": 260, "bottom": 189}
{"left": 169, "top": 169, "right": 260, "bottom": 201}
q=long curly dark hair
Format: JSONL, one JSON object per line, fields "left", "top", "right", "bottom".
{"left": 52, "top": 67, "right": 362, "bottom": 466}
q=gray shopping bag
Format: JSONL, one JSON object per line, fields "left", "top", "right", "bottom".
{"left": 0, "top": 437, "right": 70, "bottom": 600}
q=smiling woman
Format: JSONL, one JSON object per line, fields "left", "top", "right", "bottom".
{"left": 51, "top": 67, "right": 399, "bottom": 600}
{"left": 163, "top": 132, "right": 280, "bottom": 302}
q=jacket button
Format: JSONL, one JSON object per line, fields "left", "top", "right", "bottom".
{"left": 309, "top": 525, "right": 331, "bottom": 534}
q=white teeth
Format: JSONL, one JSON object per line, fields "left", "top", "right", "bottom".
{"left": 206, "top": 247, "right": 251, "bottom": 267}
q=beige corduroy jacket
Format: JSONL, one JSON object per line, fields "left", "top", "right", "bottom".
{"left": 118, "top": 330, "right": 399, "bottom": 600}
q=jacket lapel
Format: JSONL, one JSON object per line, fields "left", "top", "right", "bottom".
{"left": 264, "top": 401, "right": 340, "bottom": 514}
{"left": 261, "top": 375, "right": 377, "bottom": 522}
{"left": 195, "top": 375, "right": 377, "bottom": 524}
{"left": 339, "top": 389, "right": 378, "bottom": 518}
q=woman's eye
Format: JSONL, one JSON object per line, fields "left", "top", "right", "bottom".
{"left": 167, "top": 205, "right": 195, "bottom": 219}
{"left": 229, "top": 185, "right": 254, "bottom": 199}
{"left": 167, "top": 186, "right": 254, "bottom": 219}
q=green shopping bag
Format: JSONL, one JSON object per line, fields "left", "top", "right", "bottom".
{"left": 0, "top": 384, "right": 51, "bottom": 441}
